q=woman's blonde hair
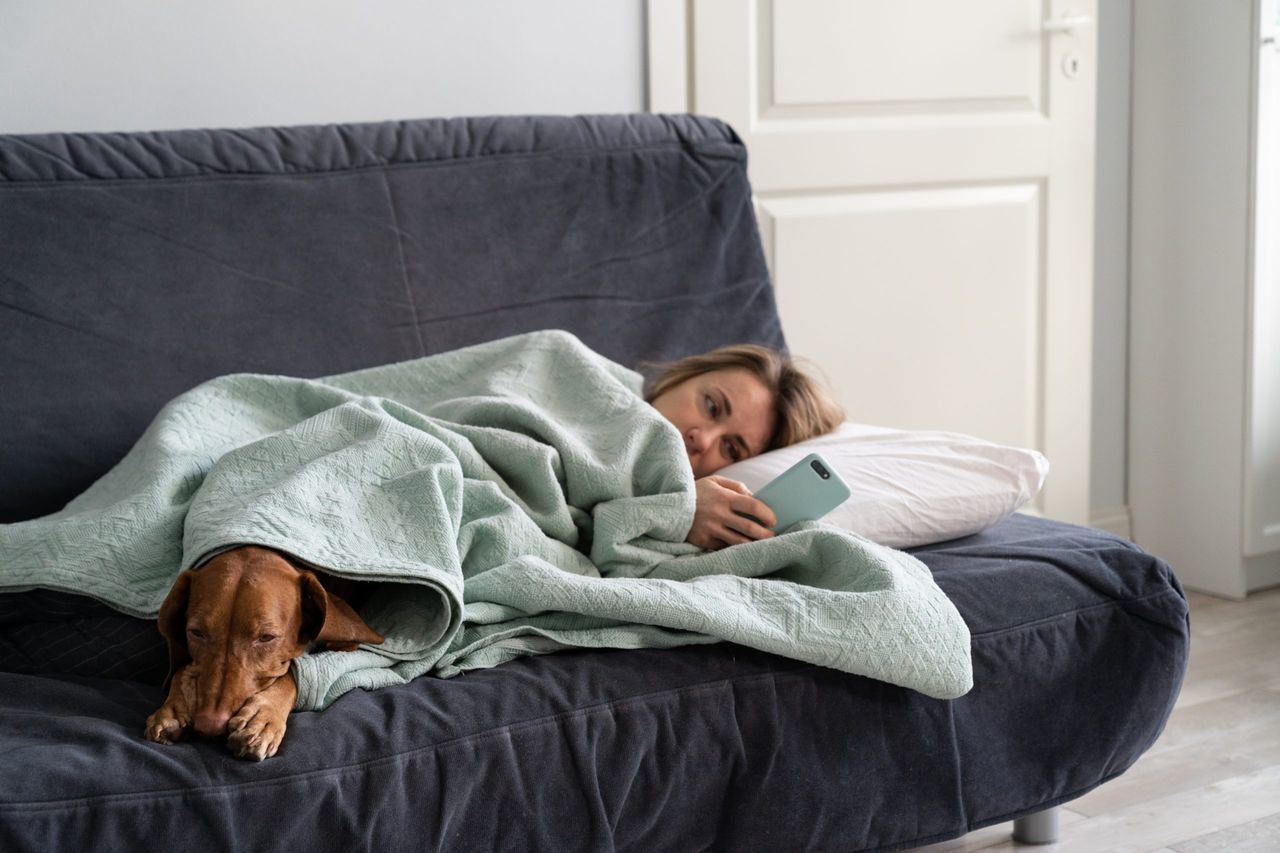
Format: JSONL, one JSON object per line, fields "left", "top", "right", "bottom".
{"left": 644, "top": 344, "right": 845, "bottom": 452}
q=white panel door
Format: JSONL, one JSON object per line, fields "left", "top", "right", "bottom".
{"left": 649, "top": 0, "right": 1097, "bottom": 524}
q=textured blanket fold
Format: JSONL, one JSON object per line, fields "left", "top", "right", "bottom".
{"left": 0, "top": 330, "right": 973, "bottom": 708}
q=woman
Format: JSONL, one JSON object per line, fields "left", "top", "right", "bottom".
{"left": 646, "top": 345, "right": 845, "bottom": 552}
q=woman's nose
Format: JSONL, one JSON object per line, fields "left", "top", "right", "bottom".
{"left": 686, "top": 428, "right": 712, "bottom": 454}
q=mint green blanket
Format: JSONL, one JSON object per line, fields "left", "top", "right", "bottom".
{"left": 0, "top": 331, "right": 972, "bottom": 708}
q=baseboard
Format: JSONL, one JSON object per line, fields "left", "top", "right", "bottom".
{"left": 1245, "top": 551, "right": 1280, "bottom": 593}
{"left": 1090, "top": 505, "right": 1132, "bottom": 539}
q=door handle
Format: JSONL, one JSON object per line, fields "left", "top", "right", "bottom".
{"left": 1043, "top": 12, "right": 1094, "bottom": 34}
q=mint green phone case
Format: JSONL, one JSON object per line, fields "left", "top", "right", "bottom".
{"left": 751, "top": 452, "right": 851, "bottom": 533}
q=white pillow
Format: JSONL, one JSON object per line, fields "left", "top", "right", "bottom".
{"left": 717, "top": 422, "right": 1049, "bottom": 548}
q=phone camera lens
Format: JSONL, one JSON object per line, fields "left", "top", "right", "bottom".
{"left": 811, "top": 460, "right": 830, "bottom": 479}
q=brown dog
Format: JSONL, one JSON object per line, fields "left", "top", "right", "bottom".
{"left": 144, "top": 546, "right": 384, "bottom": 760}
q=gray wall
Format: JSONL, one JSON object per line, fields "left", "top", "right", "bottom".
{"left": 0, "top": 0, "right": 645, "bottom": 133}
{"left": 0, "top": 0, "right": 1130, "bottom": 517}
{"left": 1091, "top": 0, "right": 1132, "bottom": 515}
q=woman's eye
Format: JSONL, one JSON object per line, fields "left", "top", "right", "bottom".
{"left": 726, "top": 441, "right": 741, "bottom": 462}
{"left": 705, "top": 395, "right": 718, "bottom": 417}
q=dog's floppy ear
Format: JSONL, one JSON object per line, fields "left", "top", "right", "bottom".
{"left": 299, "top": 572, "right": 384, "bottom": 651}
{"left": 157, "top": 569, "right": 195, "bottom": 689}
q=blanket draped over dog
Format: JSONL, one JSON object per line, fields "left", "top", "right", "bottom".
{"left": 0, "top": 331, "right": 973, "bottom": 708}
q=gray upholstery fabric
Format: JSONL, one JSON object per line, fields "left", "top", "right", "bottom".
{"left": 0, "top": 515, "right": 1188, "bottom": 853}
{"left": 0, "top": 115, "right": 1188, "bottom": 853}
{"left": 0, "top": 115, "right": 782, "bottom": 522}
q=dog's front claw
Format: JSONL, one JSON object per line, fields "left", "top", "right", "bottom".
{"left": 144, "top": 706, "right": 190, "bottom": 745}
{"left": 227, "top": 697, "right": 287, "bottom": 761}
{"left": 227, "top": 731, "right": 280, "bottom": 761}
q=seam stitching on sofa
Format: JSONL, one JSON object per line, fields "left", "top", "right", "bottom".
{"left": 0, "top": 663, "right": 819, "bottom": 812}
{"left": 969, "top": 588, "right": 1185, "bottom": 641}
{"left": 0, "top": 141, "right": 743, "bottom": 187}
{"left": 378, "top": 168, "right": 426, "bottom": 357}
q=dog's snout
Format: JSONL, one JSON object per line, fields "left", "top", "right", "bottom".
{"left": 193, "top": 708, "right": 231, "bottom": 738}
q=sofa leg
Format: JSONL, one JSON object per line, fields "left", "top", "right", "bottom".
{"left": 1012, "top": 807, "right": 1060, "bottom": 844}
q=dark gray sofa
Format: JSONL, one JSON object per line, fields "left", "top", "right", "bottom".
{"left": 0, "top": 114, "right": 1189, "bottom": 852}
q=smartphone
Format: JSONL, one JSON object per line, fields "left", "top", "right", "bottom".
{"left": 748, "top": 452, "right": 851, "bottom": 533}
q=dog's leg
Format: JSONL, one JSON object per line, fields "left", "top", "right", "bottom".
{"left": 144, "top": 665, "right": 198, "bottom": 744}
{"left": 226, "top": 670, "right": 297, "bottom": 761}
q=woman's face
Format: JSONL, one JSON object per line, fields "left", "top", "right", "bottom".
{"left": 650, "top": 368, "right": 776, "bottom": 478}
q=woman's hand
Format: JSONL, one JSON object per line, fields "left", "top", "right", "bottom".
{"left": 686, "top": 475, "right": 778, "bottom": 551}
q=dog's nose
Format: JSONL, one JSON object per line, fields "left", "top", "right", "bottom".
{"left": 193, "top": 709, "right": 231, "bottom": 738}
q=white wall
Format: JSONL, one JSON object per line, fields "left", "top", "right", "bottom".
{"left": 0, "top": 0, "right": 1132, "bottom": 521}
{"left": 0, "top": 0, "right": 645, "bottom": 133}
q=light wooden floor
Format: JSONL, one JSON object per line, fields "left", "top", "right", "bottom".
{"left": 912, "top": 585, "right": 1280, "bottom": 853}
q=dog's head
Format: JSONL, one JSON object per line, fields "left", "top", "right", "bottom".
{"left": 157, "top": 546, "right": 384, "bottom": 737}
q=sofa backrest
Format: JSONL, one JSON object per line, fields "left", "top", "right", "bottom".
{"left": 0, "top": 114, "right": 782, "bottom": 522}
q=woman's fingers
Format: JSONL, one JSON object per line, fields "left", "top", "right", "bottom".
{"left": 716, "top": 485, "right": 776, "bottom": 541}
{"left": 687, "top": 530, "right": 715, "bottom": 550}
{"left": 716, "top": 528, "right": 753, "bottom": 547}
{"left": 727, "top": 495, "right": 777, "bottom": 530}
{"left": 688, "top": 475, "right": 781, "bottom": 550}
{"left": 694, "top": 520, "right": 770, "bottom": 550}
{"left": 711, "top": 475, "right": 752, "bottom": 496}
{"left": 725, "top": 513, "right": 774, "bottom": 541}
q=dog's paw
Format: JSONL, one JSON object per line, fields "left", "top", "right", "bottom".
{"left": 227, "top": 698, "right": 287, "bottom": 761}
{"left": 144, "top": 706, "right": 190, "bottom": 745}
